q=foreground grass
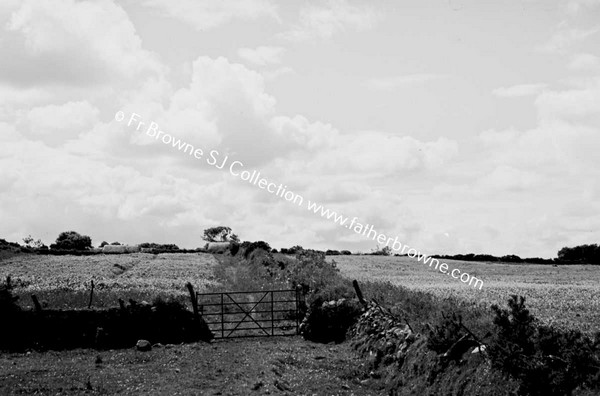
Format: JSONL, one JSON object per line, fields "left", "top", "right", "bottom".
{"left": 0, "top": 337, "right": 384, "bottom": 395}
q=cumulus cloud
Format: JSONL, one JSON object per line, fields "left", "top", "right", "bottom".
{"left": 3, "top": 0, "right": 164, "bottom": 87}
{"left": 535, "top": 77, "right": 600, "bottom": 119}
{"left": 279, "top": 0, "right": 379, "bottom": 41}
{"left": 17, "top": 101, "right": 99, "bottom": 146}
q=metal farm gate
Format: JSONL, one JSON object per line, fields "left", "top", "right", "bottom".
{"left": 196, "top": 289, "right": 302, "bottom": 339}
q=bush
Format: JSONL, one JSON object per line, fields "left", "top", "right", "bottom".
{"left": 229, "top": 242, "right": 240, "bottom": 256}
{"left": 340, "top": 250, "right": 352, "bottom": 255}
{"left": 242, "top": 241, "right": 271, "bottom": 258}
{"left": 50, "top": 231, "right": 92, "bottom": 251}
{"left": 286, "top": 250, "right": 340, "bottom": 296}
{"left": 326, "top": 249, "right": 340, "bottom": 255}
{"left": 0, "top": 278, "right": 20, "bottom": 314}
{"left": 557, "top": 244, "right": 600, "bottom": 264}
{"left": 370, "top": 245, "right": 391, "bottom": 256}
{"left": 488, "top": 295, "right": 600, "bottom": 396}
{"left": 139, "top": 243, "right": 179, "bottom": 251}
{"left": 301, "top": 298, "right": 363, "bottom": 343}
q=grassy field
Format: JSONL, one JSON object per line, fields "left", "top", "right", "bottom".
{"left": 332, "top": 255, "right": 600, "bottom": 333}
{"left": 0, "top": 253, "right": 220, "bottom": 309}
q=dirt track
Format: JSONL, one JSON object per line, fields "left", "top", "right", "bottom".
{"left": 0, "top": 337, "right": 384, "bottom": 395}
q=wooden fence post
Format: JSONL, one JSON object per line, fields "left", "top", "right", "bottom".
{"left": 186, "top": 282, "right": 199, "bottom": 317}
{"left": 87, "top": 280, "right": 95, "bottom": 309}
{"left": 353, "top": 280, "right": 366, "bottom": 305}
{"left": 31, "top": 295, "right": 42, "bottom": 312}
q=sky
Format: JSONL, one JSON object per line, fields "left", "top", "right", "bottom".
{"left": 0, "top": 0, "right": 599, "bottom": 258}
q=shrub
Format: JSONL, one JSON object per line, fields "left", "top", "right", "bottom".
{"left": 229, "top": 242, "right": 240, "bottom": 256}
{"left": 340, "top": 250, "right": 352, "bottom": 255}
{"left": 285, "top": 250, "right": 340, "bottom": 296}
{"left": 288, "top": 245, "right": 304, "bottom": 254}
{"left": 0, "top": 278, "right": 20, "bottom": 314}
{"left": 488, "top": 295, "right": 600, "bottom": 396}
{"left": 50, "top": 231, "right": 92, "bottom": 251}
{"left": 139, "top": 243, "right": 179, "bottom": 251}
{"left": 326, "top": 249, "right": 340, "bottom": 255}
{"left": 301, "top": 299, "right": 363, "bottom": 343}
{"left": 370, "top": 245, "right": 392, "bottom": 256}
{"left": 242, "top": 241, "right": 271, "bottom": 258}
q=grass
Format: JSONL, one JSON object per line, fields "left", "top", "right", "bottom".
{"left": 0, "top": 253, "right": 219, "bottom": 310}
{"left": 332, "top": 255, "right": 600, "bottom": 333}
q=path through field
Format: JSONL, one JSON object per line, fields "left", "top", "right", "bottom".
{"left": 0, "top": 337, "right": 382, "bottom": 395}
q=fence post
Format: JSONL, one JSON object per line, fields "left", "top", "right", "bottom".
{"left": 185, "top": 282, "right": 199, "bottom": 317}
{"left": 87, "top": 280, "right": 95, "bottom": 309}
{"left": 221, "top": 293, "right": 224, "bottom": 339}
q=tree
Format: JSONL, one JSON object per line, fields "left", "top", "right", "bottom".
{"left": 557, "top": 244, "right": 600, "bottom": 264}
{"left": 22, "top": 235, "right": 45, "bottom": 249}
{"left": 99, "top": 241, "right": 109, "bottom": 248}
{"left": 50, "top": 231, "right": 92, "bottom": 251}
{"left": 202, "top": 226, "right": 239, "bottom": 243}
{"left": 371, "top": 245, "right": 392, "bottom": 256}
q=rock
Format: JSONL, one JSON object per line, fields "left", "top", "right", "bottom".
{"left": 136, "top": 339, "right": 152, "bottom": 352}
{"left": 471, "top": 345, "right": 487, "bottom": 354}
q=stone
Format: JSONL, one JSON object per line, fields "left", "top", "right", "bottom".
{"left": 471, "top": 345, "right": 487, "bottom": 354}
{"left": 136, "top": 339, "right": 152, "bottom": 352}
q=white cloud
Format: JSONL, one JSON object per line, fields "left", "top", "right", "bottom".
{"left": 538, "top": 26, "right": 599, "bottom": 53}
{"left": 140, "top": 0, "right": 279, "bottom": 30}
{"left": 238, "top": 46, "right": 285, "bottom": 66}
{"left": 535, "top": 78, "right": 600, "bottom": 119}
{"left": 492, "top": 83, "right": 547, "bottom": 97}
{"left": 4, "top": 0, "right": 165, "bottom": 87}
{"left": 280, "top": 0, "right": 379, "bottom": 41}
{"left": 568, "top": 53, "right": 600, "bottom": 71}
{"left": 21, "top": 101, "right": 99, "bottom": 143}
{"left": 478, "top": 166, "right": 542, "bottom": 192}
{"left": 364, "top": 74, "right": 443, "bottom": 90}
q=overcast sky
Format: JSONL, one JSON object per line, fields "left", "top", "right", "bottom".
{"left": 1, "top": 0, "right": 599, "bottom": 257}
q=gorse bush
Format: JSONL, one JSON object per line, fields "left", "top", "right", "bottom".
{"left": 488, "top": 295, "right": 600, "bottom": 396}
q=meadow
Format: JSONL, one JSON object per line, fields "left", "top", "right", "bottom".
{"left": 332, "top": 255, "right": 600, "bottom": 334}
{"left": 0, "top": 253, "right": 220, "bottom": 309}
